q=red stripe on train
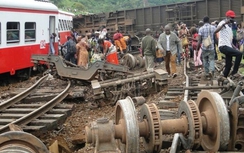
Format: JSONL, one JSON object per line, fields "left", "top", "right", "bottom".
{"left": 59, "top": 31, "right": 71, "bottom": 44}
{"left": 0, "top": 43, "right": 58, "bottom": 75}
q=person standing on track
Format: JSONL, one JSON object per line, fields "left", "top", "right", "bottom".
{"left": 76, "top": 36, "right": 89, "bottom": 69}
{"left": 215, "top": 10, "right": 242, "bottom": 79}
{"left": 173, "top": 24, "right": 181, "bottom": 65}
{"left": 62, "top": 36, "right": 77, "bottom": 64}
{"left": 49, "top": 33, "right": 57, "bottom": 55}
{"left": 197, "top": 16, "right": 216, "bottom": 80}
{"left": 157, "top": 25, "right": 182, "bottom": 78}
{"left": 141, "top": 28, "right": 157, "bottom": 71}
{"left": 179, "top": 24, "right": 190, "bottom": 61}
{"left": 191, "top": 27, "right": 202, "bottom": 72}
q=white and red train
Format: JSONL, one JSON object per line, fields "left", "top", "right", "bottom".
{"left": 0, "top": 0, "right": 74, "bottom": 77}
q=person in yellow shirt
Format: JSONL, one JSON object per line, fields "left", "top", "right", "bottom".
{"left": 113, "top": 30, "right": 127, "bottom": 54}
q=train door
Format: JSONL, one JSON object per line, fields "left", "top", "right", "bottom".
{"left": 49, "top": 16, "right": 55, "bottom": 35}
{"left": 49, "top": 16, "right": 56, "bottom": 54}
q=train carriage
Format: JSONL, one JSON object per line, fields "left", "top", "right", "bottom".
{"left": 58, "top": 10, "right": 74, "bottom": 45}
{"left": 0, "top": 0, "right": 60, "bottom": 77}
{"left": 73, "top": 0, "right": 243, "bottom": 36}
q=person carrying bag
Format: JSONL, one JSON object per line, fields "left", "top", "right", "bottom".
{"left": 203, "top": 26, "right": 212, "bottom": 48}
{"left": 196, "top": 16, "right": 216, "bottom": 79}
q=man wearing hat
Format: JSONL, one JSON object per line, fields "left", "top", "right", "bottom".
{"left": 141, "top": 28, "right": 156, "bottom": 71}
{"left": 215, "top": 10, "right": 242, "bottom": 79}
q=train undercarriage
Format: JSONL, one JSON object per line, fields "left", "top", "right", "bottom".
{"left": 31, "top": 54, "right": 168, "bottom": 104}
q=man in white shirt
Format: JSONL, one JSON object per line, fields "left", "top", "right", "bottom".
{"left": 215, "top": 10, "right": 242, "bottom": 79}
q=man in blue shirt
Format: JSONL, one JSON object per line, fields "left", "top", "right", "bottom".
{"left": 197, "top": 16, "right": 216, "bottom": 79}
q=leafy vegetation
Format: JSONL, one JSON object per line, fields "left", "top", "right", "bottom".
{"left": 50, "top": 0, "right": 192, "bottom": 14}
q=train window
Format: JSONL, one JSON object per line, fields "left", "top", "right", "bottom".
{"left": 67, "top": 20, "right": 70, "bottom": 30}
{"left": 67, "top": 21, "right": 70, "bottom": 30}
{"left": 66, "top": 20, "right": 68, "bottom": 30}
{"left": 60, "top": 19, "right": 63, "bottom": 31}
{"left": 7, "top": 22, "right": 20, "bottom": 43}
{"left": 25, "top": 22, "right": 36, "bottom": 42}
{"left": 61, "top": 20, "right": 65, "bottom": 31}
{"left": 62, "top": 20, "right": 66, "bottom": 30}
{"left": 64, "top": 20, "right": 68, "bottom": 30}
{"left": 58, "top": 19, "right": 62, "bottom": 31}
{"left": 69, "top": 21, "right": 72, "bottom": 29}
{"left": 66, "top": 20, "right": 69, "bottom": 30}
{"left": 70, "top": 21, "right": 73, "bottom": 29}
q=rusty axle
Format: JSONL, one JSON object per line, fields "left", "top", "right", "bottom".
{"left": 85, "top": 91, "right": 230, "bottom": 152}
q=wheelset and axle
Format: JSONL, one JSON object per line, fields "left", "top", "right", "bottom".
{"left": 85, "top": 90, "right": 230, "bottom": 152}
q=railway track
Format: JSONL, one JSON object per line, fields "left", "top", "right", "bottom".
{"left": 157, "top": 59, "right": 244, "bottom": 153}
{"left": 0, "top": 58, "right": 243, "bottom": 152}
{"left": 0, "top": 75, "right": 73, "bottom": 133}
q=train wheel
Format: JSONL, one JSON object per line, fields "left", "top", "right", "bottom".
{"left": 139, "top": 103, "right": 163, "bottom": 153}
{"left": 121, "top": 53, "right": 136, "bottom": 69}
{"left": 0, "top": 131, "right": 49, "bottom": 153}
{"left": 197, "top": 90, "right": 230, "bottom": 151}
{"left": 135, "top": 55, "right": 145, "bottom": 68}
{"left": 115, "top": 96, "right": 140, "bottom": 153}
{"left": 16, "top": 68, "right": 31, "bottom": 80}
{"left": 178, "top": 100, "right": 202, "bottom": 149}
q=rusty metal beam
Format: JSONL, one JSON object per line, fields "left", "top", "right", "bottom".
{"left": 183, "top": 86, "right": 228, "bottom": 90}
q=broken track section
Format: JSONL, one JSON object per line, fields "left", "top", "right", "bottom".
{"left": 31, "top": 54, "right": 130, "bottom": 81}
{"left": 32, "top": 54, "right": 169, "bottom": 104}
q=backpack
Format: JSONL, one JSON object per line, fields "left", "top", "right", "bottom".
{"left": 67, "top": 39, "right": 77, "bottom": 54}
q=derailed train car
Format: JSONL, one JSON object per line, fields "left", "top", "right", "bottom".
{"left": 0, "top": 0, "right": 74, "bottom": 79}
{"left": 73, "top": 0, "right": 243, "bottom": 37}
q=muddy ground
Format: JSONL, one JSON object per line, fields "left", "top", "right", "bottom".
{"left": 0, "top": 63, "right": 185, "bottom": 153}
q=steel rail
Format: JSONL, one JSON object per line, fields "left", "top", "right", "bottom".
{"left": 183, "top": 59, "right": 189, "bottom": 102}
{"left": 0, "top": 75, "right": 48, "bottom": 111}
{"left": 170, "top": 61, "right": 243, "bottom": 153}
{"left": 170, "top": 59, "right": 189, "bottom": 153}
{"left": 0, "top": 81, "right": 71, "bottom": 133}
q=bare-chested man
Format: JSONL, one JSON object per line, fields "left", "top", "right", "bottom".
{"left": 76, "top": 36, "right": 89, "bottom": 69}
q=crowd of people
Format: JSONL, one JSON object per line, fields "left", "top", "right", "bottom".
{"left": 141, "top": 10, "right": 244, "bottom": 81}
{"left": 59, "top": 26, "right": 131, "bottom": 69}
{"left": 59, "top": 9, "right": 244, "bottom": 81}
